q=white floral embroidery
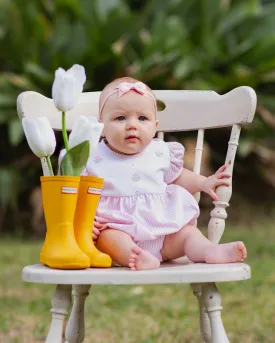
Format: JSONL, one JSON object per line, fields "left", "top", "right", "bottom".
{"left": 94, "top": 156, "right": 102, "bottom": 163}
{"left": 131, "top": 173, "right": 140, "bottom": 182}
{"left": 155, "top": 150, "right": 163, "bottom": 157}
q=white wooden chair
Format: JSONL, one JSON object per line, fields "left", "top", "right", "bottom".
{"left": 17, "top": 86, "right": 256, "bottom": 343}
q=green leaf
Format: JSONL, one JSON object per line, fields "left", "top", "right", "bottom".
{"left": 96, "top": 0, "right": 129, "bottom": 21}
{"left": 173, "top": 57, "right": 199, "bottom": 79}
{"left": 0, "top": 166, "right": 19, "bottom": 211}
{"left": 59, "top": 140, "right": 89, "bottom": 176}
{"left": 0, "top": 73, "right": 34, "bottom": 89}
{"left": 0, "top": 94, "right": 16, "bottom": 107}
{"left": 8, "top": 119, "right": 24, "bottom": 146}
{"left": 65, "top": 22, "right": 88, "bottom": 60}
{"left": 24, "top": 63, "right": 53, "bottom": 84}
{"left": 156, "top": 99, "right": 166, "bottom": 112}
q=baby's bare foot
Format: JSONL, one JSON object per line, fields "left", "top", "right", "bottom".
{"left": 129, "top": 246, "right": 160, "bottom": 271}
{"left": 205, "top": 241, "right": 247, "bottom": 264}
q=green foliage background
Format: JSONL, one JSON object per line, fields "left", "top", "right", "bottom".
{"left": 1, "top": 0, "right": 275, "bottom": 233}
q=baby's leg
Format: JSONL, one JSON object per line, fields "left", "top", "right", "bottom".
{"left": 161, "top": 225, "right": 247, "bottom": 263}
{"left": 97, "top": 229, "right": 160, "bottom": 270}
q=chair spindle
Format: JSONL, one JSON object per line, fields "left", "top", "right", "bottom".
{"left": 45, "top": 285, "right": 72, "bottom": 343}
{"left": 208, "top": 124, "right": 241, "bottom": 244}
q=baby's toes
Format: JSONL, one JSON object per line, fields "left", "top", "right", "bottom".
{"left": 131, "top": 246, "right": 142, "bottom": 256}
{"left": 130, "top": 253, "right": 139, "bottom": 262}
{"left": 239, "top": 242, "right": 246, "bottom": 256}
{"left": 236, "top": 241, "right": 247, "bottom": 261}
{"left": 129, "top": 256, "right": 135, "bottom": 264}
{"left": 129, "top": 262, "right": 136, "bottom": 270}
{"left": 129, "top": 254, "right": 137, "bottom": 270}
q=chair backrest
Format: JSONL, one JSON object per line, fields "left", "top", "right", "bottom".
{"left": 17, "top": 86, "right": 257, "bottom": 244}
{"left": 17, "top": 87, "right": 256, "bottom": 131}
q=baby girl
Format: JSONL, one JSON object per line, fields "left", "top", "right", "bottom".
{"left": 84, "top": 77, "right": 247, "bottom": 271}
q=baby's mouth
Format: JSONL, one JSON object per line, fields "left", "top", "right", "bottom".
{"left": 126, "top": 135, "right": 138, "bottom": 140}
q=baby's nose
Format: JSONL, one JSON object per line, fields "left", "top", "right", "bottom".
{"left": 126, "top": 118, "right": 138, "bottom": 130}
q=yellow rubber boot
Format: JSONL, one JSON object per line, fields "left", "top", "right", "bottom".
{"left": 74, "top": 176, "right": 112, "bottom": 268}
{"left": 40, "top": 176, "right": 90, "bottom": 269}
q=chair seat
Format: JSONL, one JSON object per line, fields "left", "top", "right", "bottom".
{"left": 22, "top": 258, "right": 251, "bottom": 285}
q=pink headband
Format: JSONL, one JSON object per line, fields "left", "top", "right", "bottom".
{"left": 99, "top": 81, "right": 157, "bottom": 117}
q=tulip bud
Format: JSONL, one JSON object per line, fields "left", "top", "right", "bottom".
{"left": 22, "top": 117, "right": 56, "bottom": 158}
{"left": 69, "top": 116, "right": 104, "bottom": 157}
{"left": 52, "top": 64, "right": 86, "bottom": 112}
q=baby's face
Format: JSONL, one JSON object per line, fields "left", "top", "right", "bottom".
{"left": 101, "top": 91, "right": 158, "bottom": 155}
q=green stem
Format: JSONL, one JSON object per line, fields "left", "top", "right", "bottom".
{"left": 46, "top": 156, "right": 54, "bottom": 176}
{"left": 62, "top": 111, "right": 69, "bottom": 152}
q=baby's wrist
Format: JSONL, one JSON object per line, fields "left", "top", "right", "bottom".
{"left": 198, "top": 175, "right": 207, "bottom": 192}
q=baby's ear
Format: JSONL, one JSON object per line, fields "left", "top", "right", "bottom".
{"left": 98, "top": 117, "right": 104, "bottom": 135}
{"left": 154, "top": 120, "right": 159, "bottom": 137}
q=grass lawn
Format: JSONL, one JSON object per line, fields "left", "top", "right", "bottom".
{"left": 0, "top": 224, "right": 274, "bottom": 343}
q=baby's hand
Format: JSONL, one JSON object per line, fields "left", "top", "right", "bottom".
{"left": 201, "top": 165, "right": 231, "bottom": 201}
{"left": 93, "top": 221, "right": 103, "bottom": 242}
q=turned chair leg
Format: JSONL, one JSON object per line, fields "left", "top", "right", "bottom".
{"left": 65, "top": 285, "right": 91, "bottom": 343}
{"left": 202, "top": 283, "right": 230, "bottom": 343}
{"left": 45, "top": 284, "right": 72, "bottom": 343}
{"left": 191, "top": 283, "right": 212, "bottom": 343}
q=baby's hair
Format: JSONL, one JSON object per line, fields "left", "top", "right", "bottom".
{"left": 99, "top": 76, "right": 156, "bottom": 115}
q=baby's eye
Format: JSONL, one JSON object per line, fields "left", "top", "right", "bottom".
{"left": 116, "top": 116, "right": 125, "bottom": 121}
{"left": 139, "top": 116, "right": 147, "bottom": 121}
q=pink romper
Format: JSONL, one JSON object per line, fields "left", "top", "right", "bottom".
{"left": 82, "top": 139, "right": 200, "bottom": 261}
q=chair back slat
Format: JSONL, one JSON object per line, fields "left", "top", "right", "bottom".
{"left": 157, "top": 131, "right": 164, "bottom": 141}
{"left": 193, "top": 129, "right": 205, "bottom": 203}
{"left": 17, "top": 86, "right": 257, "bottom": 131}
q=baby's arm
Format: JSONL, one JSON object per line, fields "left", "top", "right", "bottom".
{"left": 173, "top": 165, "right": 231, "bottom": 201}
{"left": 173, "top": 168, "right": 206, "bottom": 194}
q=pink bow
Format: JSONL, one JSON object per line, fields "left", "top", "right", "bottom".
{"left": 116, "top": 81, "right": 147, "bottom": 97}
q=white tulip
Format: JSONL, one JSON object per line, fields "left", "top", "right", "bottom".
{"left": 52, "top": 64, "right": 86, "bottom": 112}
{"left": 68, "top": 116, "right": 104, "bottom": 156}
{"left": 22, "top": 117, "right": 56, "bottom": 158}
